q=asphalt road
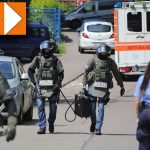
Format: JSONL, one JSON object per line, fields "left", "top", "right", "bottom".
{"left": 0, "top": 30, "right": 139, "bottom": 150}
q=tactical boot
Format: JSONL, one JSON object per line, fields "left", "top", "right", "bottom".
{"left": 37, "top": 128, "right": 46, "bottom": 134}
{"left": 90, "top": 123, "right": 96, "bottom": 133}
{"left": 49, "top": 124, "right": 54, "bottom": 133}
{"left": 95, "top": 129, "right": 101, "bottom": 135}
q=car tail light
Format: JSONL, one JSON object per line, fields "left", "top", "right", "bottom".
{"left": 110, "top": 33, "right": 114, "bottom": 38}
{"left": 82, "top": 33, "right": 89, "bottom": 38}
{"left": 120, "top": 67, "right": 131, "bottom": 73}
{"left": 126, "top": 3, "right": 129, "bottom": 8}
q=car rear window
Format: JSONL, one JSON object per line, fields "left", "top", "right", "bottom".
{"left": 87, "top": 24, "right": 111, "bottom": 32}
{"left": 27, "top": 27, "right": 45, "bottom": 37}
{"left": 0, "top": 61, "right": 15, "bottom": 79}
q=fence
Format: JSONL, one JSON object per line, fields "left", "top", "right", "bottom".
{"left": 27, "top": 8, "right": 61, "bottom": 44}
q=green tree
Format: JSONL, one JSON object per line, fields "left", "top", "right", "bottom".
{"left": 30, "top": 0, "right": 68, "bottom": 10}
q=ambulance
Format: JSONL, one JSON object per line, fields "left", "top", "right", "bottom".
{"left": 114, "top": 1, "right": 150, "bottom": 76}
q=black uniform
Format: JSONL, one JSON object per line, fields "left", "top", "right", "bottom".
{"left": 0, "top": 73, "right": 17, "bottom": 142}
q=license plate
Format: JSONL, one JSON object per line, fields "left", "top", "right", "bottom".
{"left": 94, "top": 82, "right": 107, "bottom": 88}
{"left": 39, "top": 80, "right": 53, "bottom": 86}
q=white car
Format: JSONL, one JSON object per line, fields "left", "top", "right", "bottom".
{"left": 0, "top": 56, "right": 33, "bottom": 124}
{"left": 77, "top": 20, "right": 114, "bottom": 53}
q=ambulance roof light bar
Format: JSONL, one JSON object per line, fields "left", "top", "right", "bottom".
{"left": 129, "top": 1, "right": 148, "bottom": 10}
{"left": 114, "top": 2, "right": 122, "bottom": 8}
{"left": 114, "top": 1, "right": 149, "bottom": 9}
{"left": 114, "top": 1, "right": 130, "bottom": 8}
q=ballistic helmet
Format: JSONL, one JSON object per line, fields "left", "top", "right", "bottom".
{"left": 96, "top": 44, "right": 111, "bottom": 60}
{"left": 96, "top": 44, "right": 111, "bottom": 55}
{"left": 40, "top": 40, "right": 54, "bottom": 58}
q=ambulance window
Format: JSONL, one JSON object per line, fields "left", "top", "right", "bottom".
{"left": 127, "top": 12, "right": 142, "bottom": 32}
{"left": 147, "top": 12, "right": 150, "bottom": 31}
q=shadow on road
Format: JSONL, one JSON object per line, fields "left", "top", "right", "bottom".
{"left": 123, "top": 75, "right": 140, "bottom": 82}
{"left": 23, "top": 119, "right": 39, "bottom": 125}
{"left": 54, "top": 131, "right": 90, "bottom": 135}
{"left": 103, "top": 133, "right": 136, "bottom": 136}
{"left": 61, "top": 33, "right": 72, "bottom": 43}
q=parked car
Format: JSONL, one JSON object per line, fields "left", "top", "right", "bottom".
{"left": 77, "top": 19, "right": 114, "bottom": 53}
{"left": 0, "top": 22, "right": 51, "bottom": 61}
{"left": 0, "top": 56, "right": 33, "bottom": 124}
{"left": 62, "top": 0, "right": 134, "bottom": 29}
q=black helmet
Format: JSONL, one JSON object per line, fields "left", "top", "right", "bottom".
{"left": 40, "top": 40, "right": 54, "bottom": 58}
{"left": 0, "top": 49, "right": 4, "bottom": 56}
{"left": 96, "top": 44, "right": 111, "bottom": 59}
{"left": 96, "top": 44, "right": 111, "bottom": 55}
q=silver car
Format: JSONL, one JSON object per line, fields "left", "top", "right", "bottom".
{"left": 77, "top": 20, "right": 114, "bottom": 53}
{"left": 0, "top": 56, "right": 33, "bottom": 124}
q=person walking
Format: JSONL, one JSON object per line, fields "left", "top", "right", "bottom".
{"left": 28, "top": 40, "right": 64, "bottom": 134}
{"left": 82, "top": 44, "right": 125, "bottom": 135}
{"left": 134, "top": 61, "right": 150, "bottom": 150}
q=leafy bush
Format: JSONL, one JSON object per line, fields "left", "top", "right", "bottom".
{"left": 30, "top": 0, "right": 68, "bottom": 11}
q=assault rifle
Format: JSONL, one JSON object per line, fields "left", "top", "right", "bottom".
{"left": 0, "top": 102, "right": 6, "bottom": 137}
{"left": 34, "top": 74, "right": 42, "bottom": 98}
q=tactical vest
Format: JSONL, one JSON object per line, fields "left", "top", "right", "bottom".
{"left": 88, "top": 57, "right": 113, "bottom": 89}
{"left": 37, "top": 57, "right": 58, "bottom": 97}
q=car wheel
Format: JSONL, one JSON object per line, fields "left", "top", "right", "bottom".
{"left": 23, "top": 103, "right": 33, "bottom": 121}
{"left": 18, "top": 101, "right": 24, "bottom": 125}
{"left": 78, "top": 47, "right": 84, "bottom": 53}
{"left": 70, "top": 20, "right": 81, "bottom": 30}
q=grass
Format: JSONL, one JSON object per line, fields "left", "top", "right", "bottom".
{"left": 57, "top": 42, "right": 66, "bottom": 54}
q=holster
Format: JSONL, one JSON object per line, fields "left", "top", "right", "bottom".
{"left": 99, "top": 92, "right": 110, "bottom": 105}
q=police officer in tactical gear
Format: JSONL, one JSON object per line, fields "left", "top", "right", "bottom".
{"left": 0, "top": 73, "right": 17, "bottom": 142}
{"left": 28, "top": 40, "right": 64, "bottom": 134}
{"left": 82, "top": 44, "right": 125, "bottom": 135}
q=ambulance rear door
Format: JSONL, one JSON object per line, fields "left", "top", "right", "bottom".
{"left": 117, "top": 2, "right": 150, "bottom": 70}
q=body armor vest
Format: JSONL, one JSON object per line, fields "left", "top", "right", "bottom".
{"left": 93, "top": 57, "right": 113, "bottom": 88}
{"left": 37, "top": 57, "right": 58, "bottom": 97}
{"left": 87, "top": 57, "right": 113, "bottom": 98}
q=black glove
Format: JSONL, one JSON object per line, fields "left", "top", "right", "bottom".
{"left": 5, "top": 126, "right": 16, "bottom": 142}
{"left": 81, "top": 87, "right": 88, "bottom": 95}
{"left": 120, "top": 87, "right": 125, "bottom": 96}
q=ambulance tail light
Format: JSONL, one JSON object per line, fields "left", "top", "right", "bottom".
{"left": 82, "top": 33, "right": 89, "bottom": 38}
{"left": 120, "top": 67, "right": 131, "bottom": 73}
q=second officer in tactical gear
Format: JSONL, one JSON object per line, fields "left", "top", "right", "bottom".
{"left": 82, "top": 44, "right": 125, "bottom": 135}
{"left": 0, "top": 72, "right": 17, "bottom": 142}
{"left": 28, "top": 40, "right": 64, "bottom": 134}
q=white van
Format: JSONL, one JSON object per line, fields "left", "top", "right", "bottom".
{"left": 114, "top": 1, "right": 150, "bottom": 76}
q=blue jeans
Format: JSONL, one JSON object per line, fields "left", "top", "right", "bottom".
{"left": 36, "top": 93, "right": 58, "bottom": 129}
{"left": 91, "top": 99, "right": 105, "bottom": 130}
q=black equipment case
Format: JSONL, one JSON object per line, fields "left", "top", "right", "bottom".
{"left": 74, "top": 93, "right": 91, "bottom": 118}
